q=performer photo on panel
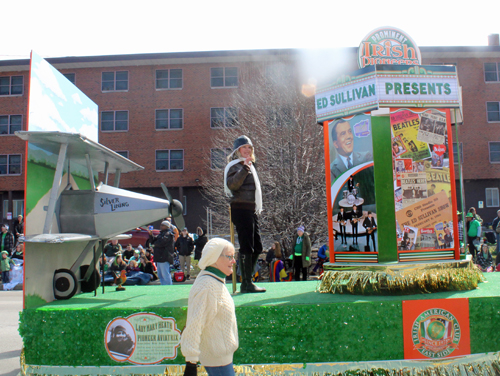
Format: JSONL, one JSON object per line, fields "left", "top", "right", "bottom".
{"left": 225, "top": 135, "right": 265, "bottom": 293}
{"left": 330, "top": 120, "right": 372, "bottom": 182}
{"left": 363, "top": 211, "right": 377, "bottom": 252}
{"left": 336, "top": 207, "right": 347, "bottom": 245}
{"left": 350, "top": 204, "right": 360, "bottom": 245}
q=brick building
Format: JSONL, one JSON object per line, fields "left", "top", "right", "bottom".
{"left": 1, "top": 38, "right": 500, "bottom": 230}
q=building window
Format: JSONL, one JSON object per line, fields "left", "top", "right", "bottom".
{"left": 211, "top": 67, "right": 238, "bottom": 88}
{"left": 486, "top": 188, "right": 500, "bottom": 207}
{"left": 210, "top": 107, "right": 238, "bottom": 128}
{"left": 156, "top": 109, "right": 183, "bottom": 130}
{"left": 115, "top": 151, "right": 129, "bottom": 158}
{"left": 489, "top": 142, "right": 500, "bottom": 163}
{"left": 485, "top": 63, "right": 500, "bottom": 82}
{"left": 0, "top": 154, "right": 22, "bottom": 175}
{"left": 452, "top": 142, "right": 463, "bottom": 164}
{"left": 101, "top": 111, "right": 128, "bottom": 131}
{"left": 0, "top": 115, "right": 22, "bottom": 135}
{"left": 102, "top": 71, "right": 128, "bottom": 91}
{"left": 63, "top": 73, "right": 76, "bottom": 84}
{"left": 2, "top": 199, "right": 23, "bottom": 219}
{"left": 156, "top": 69, "right": 182, "bottom": 89}
{"left": 211, "top": 148, "right": 232, "bottom": 169}
{"left": 0, "top": 76, "right": 23, "bottom": 96}
{"left": 156, "top": 150, "right": 184, "bottom": 171}
{"left": 487, "top": 102, "right": 500, "bottom": 122}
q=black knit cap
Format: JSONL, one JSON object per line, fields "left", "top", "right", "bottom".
{"left": 233, "top": 135, "right": 253, "bottom": 152}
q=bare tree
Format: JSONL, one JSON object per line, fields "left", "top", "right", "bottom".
{"left": 202, "top": 62, "right": 327, "bottom": 254}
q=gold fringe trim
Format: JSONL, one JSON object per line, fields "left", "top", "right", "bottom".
{"left": 317, "top": 261, "right": 484, "bottom": 295}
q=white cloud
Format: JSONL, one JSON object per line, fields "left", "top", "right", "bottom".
{"left": 72, "top": 93, "right": 82, "bottom": 104}
{"left": 80, "top": 107, "right": 98, "bottom": 126}
{"left": 28, "top": 77, "right": 75, "bottom": 133}
{"left": 79, "top": 123, "right": 98, "bottom": 141}
{"left": 32, "top": 59, "right": 67, "bottom": 102}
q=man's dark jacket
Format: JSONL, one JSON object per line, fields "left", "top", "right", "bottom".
{"left": 150, "top": 230, "right": 175, "bottom": 264}
{"left": 175, "top": 235, "right": 194, "bottom": 256}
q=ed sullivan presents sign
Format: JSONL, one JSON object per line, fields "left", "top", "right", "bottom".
{"left": 315, "top": 65, "right": 460, "bottom": 122}
{"left": 403, "top": 299, "right": 470, "bottom": 359}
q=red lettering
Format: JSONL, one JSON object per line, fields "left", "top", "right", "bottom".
{"left": 391, "top": 45, "right": 403, "bottom": 58}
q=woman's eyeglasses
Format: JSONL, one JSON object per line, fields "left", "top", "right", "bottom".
{"left": 220, "top": 254, "right": 236, "bottom": 261}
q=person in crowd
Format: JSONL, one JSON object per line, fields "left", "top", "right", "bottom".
{"left": 290, "top": 226, "right": 311, "bottom": 281}
{"left": 0, "top": 224, "right": 14, "bottom": 255}
{"left": 181, "top": 238, "right": 238, "bottom": 376}
{"left": 337, "top": 207, "right": 347, "bottom": 245}
{"left": 476, "top": 243, "right": 494, "bottom": 272}
{"left": 1, "top": 250, "right": 15, "bottom": 284}
{"left": 13, "top": 215, "right": 24, "bottom": 245}
{"left": 128, "top": 249, "right": 141, "bottom": 264}
{"left": 363, "top": 211, "right": 377, "bottom": 252}
{"left": 466, "top": 213, "right": 481, "bottom": 258}
{"left": 225, "top": 135, "right": 265, "bottom": 293}
{"left": 492, "top": 210, "right": 500, "bottom": 254}
{"left": 194, "top": 227, "right": 208, "bottom": 261}
{"left": 11, "top": 243, "right": 24, "bottom": 260}
{"left": 164, "top": 216, "right": 180, "bottom": 242}
{"left": 109, "top": 252, "right": 127, "bottom": 273}
{"left": 269, "top": 242, "right": 289, "bottom": 282}
{"left": 104, "top": 239, "right": 122, "bottom": 258}
{"left": 139, "top": 254, "right": 158, "bottom": 280}
{"left": 175, "top": 227, "right": 194, "bottom": 279}
{"left": 148, "top": 220, "right": 175, "bottom": 285}
{"left": 457, "top": 211, "right": 464, "bottom": 243}
{"left": 100, "top": 254, "right": 109, "bottom": 273}
{"left": 122, "top": 244, "right": 135, "bottom": 263}
{"left": 266, "top": 241, "right": 281, "bottom": 265}
{"left": 126, "top": 259, "right": 140, "bottom": 272}
{"left": 468, "top": 207, "right": 483, "bottom": 225}
{"left": 311, "top": 244, "right": 328, "bottom": 275}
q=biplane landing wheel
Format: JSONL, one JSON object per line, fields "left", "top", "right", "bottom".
{"left": 53, "top": 269, "right": 78, "bottom": 300}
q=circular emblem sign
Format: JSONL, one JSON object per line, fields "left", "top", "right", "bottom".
{"left": 358, "top": 26, "right": 422, "bottom": 69}
{"left": 411, "top": 308, "right": 461, "bottom": 358}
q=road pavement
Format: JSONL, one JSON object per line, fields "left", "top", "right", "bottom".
{"left": 0, "top": 290, "right": 22, "bottom": 376}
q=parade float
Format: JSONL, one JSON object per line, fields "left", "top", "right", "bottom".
{"left": 19, "top": 29, "right": 500, "bottom": 376}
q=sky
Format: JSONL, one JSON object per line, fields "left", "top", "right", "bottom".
{"left": 1, "top": 0, "right": 499, "bottom": 61}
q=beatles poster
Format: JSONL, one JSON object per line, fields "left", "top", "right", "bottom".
{"left": 391, "top": 109, "right": 455, "bottom": 252}
{"left": 328, "top": 114, "right": 378, "bottom": 253}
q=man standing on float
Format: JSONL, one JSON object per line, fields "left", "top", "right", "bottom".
{"left": 224, "top": 136, "right": 266, "bottom": 293}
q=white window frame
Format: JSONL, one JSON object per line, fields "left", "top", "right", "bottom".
{"left": 486, "top": 188, "right": 500, "bottom": 207}
{"left": 101, "top": 71, "right": 129, "bottom": 92}
{"left": 155, "top": 149, "right": 184, "bottom": 172}
{"left": 487, "top": 101, "right": 500, "bottom": 123}
{"left": 0, "top": 75, "right": 23, "bottom": 96}
{"left": 155, "top": 109, "right": 184, "bottom": 130}
{"left": 0, "top": 114, "right": 22, "bottom": 135}
{"left": 100, "top": 110, "right": 129, "bottom": 132}
{"left": 210, "top": 67, "right": 238, "bottom": 88}
{"left": 0, "top": 154, "right": 22, "bottom": 175}
{"left": 210, "top": 107, "right": 238, "bottom": 128}
{"left": 155, "top": 69, "right": 183, "bottom": 90}
{"left": 484, "top": 63, "right": 500, "bottom": 83}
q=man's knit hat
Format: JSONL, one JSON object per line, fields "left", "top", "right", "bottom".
{"left": 233, "top": 135, "right": 253, "bottom": 152}
{"left": 198, "top": 238, "right": 233, "bottom": 270}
